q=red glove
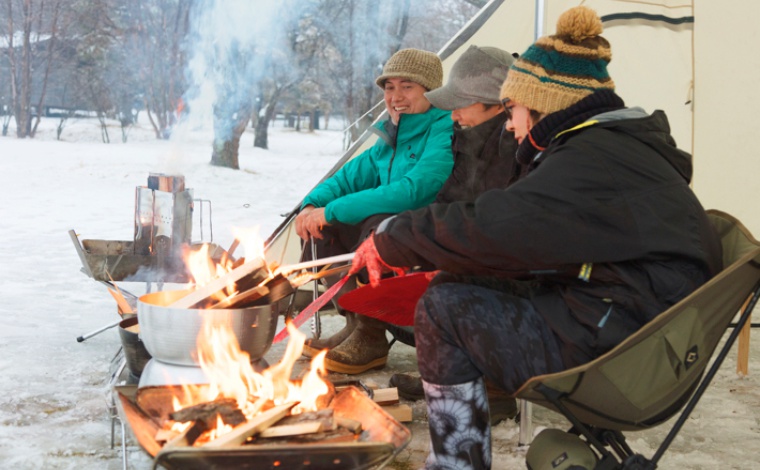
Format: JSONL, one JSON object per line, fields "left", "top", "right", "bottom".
{"left": 349, "top": 236, "right": 406, "bottom": 287}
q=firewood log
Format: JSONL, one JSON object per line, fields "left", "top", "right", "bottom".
{"left": 202, "top": 402, "right": 295, "bottom": 448}
{"left": 168, "top": 257, "right": 266, "bottom": 309}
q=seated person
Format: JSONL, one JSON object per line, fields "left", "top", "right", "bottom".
{"left": 382, "top": 45, "right": 527, "bottom": 423}
{"left": 295, "top": 48, "right": 454, "bottom": 374}
{"left": 430, "top": 45, "right": 526, "bottom": 205}
{"left": 349, "top": 7, "right": 722, "bottom": 468}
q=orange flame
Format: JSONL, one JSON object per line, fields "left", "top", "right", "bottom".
{"left": 186, "top": 244, "right": 237, "bottom": 301}
{"left": 172, "top": 235, "right": 329, "bottom": 445}
{"left": 194, "top": 318, "right": 329, "bottom": 421}
{"left": 231, "top": 226, "right": 267, "bottom": 263}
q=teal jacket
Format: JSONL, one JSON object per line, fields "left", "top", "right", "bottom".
{"left": 302, "top": 107, "right": 454, "bottom": 225}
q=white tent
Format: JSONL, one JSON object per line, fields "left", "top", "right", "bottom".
{"left": 266, "top": 0, "right": 760, "bottom": 266}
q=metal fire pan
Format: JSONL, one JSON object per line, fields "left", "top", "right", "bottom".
{"left": 69, "top": 229, "right": 227, "bottom": 283}
{"left": 137, "top": 290, "right": 283, "bottom": 366}
{"left": 115, "top": 385, "right": 411, "bottom": 470}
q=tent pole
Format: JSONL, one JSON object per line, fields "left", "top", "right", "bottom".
{"left": 535, "top": 0, "right": 545, "bottom": 40}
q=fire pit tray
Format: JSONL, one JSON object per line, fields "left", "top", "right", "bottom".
{"left": 115, "top": 384, "right": 411, "bottom": 470}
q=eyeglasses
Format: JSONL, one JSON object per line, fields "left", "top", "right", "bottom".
{"left": 501, "top": 98, "right": 514, "bottom": 121}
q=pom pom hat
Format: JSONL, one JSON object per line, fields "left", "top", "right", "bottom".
{"left": 500, "top": 6, "right": 614, "bottom": 115}
{"left": 376, "top": 48, "right": 444, "bottom": 92}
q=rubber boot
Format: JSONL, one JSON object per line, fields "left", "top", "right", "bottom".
{"left": 390, "top": 374, "right": 517, "bottom": 426}
{"left": 302, "top": 311, "right": 357, "bottom": 358}
{"left": 422, "top": 377, "right": 492, "bottom": 470}
{"left": 322, "top": 315, "right": 390, "bottom": 374}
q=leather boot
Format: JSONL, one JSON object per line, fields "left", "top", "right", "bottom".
{"left": 390, "top": 373, "right": 425, "bottom": 401}
{"left": 302, "top": 311, "right": 357, "bottom": 357}
{"left": 484, "top": 379, "right": 518, "bottom": 425}
{"left": 322, "top": 315, "right": 390, "bottom": 374}
{"left": 422, "top": 377, "right": 491, "bottom": 469}
{"left": 390, "top": 374, "right": 517, "bottom": 425}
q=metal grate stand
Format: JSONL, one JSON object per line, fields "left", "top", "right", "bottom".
{"left": 106, "top": 347, "right": 129, "bottom": 470}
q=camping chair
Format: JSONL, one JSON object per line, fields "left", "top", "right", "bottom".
{"left": 515, "top": 210, "right": 760, "bottom": 469}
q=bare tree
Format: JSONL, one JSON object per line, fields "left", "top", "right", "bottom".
{"left": 2, "top": 0, "right": 73, "bottom": 138}
{"left": 120, "top": 0, "right": 190, "bottom": 139}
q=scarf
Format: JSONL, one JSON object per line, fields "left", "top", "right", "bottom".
{"left": 516, "top": 89, "right": 626, "bottom": 165}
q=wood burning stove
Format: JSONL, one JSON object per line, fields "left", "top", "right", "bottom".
{"left": 71, "top": 173, "right": 221, "bottom": 284}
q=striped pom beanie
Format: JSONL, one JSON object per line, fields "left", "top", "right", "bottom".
{"left": 500, "top": 6, "right": 614, "bottom": 115}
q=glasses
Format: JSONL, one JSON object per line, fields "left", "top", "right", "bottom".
{"left": 501, "top": 98, "right": 514, "bottom": 121}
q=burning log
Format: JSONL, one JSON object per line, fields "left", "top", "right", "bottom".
{"left": 168, "top": 257, "right": 267, "bottom": 309}
{"left": 274, "top": 408, "right": 334, "bottom": 432}
{"left": 163, "top": 419, "right": 209, "bottom": 448}
{"left": 202, "top": 402, "right": 296, "bottom": 448}
{"left": 258, "top": 421, "right": 323, "bottom": 438}
{"left": 169, "top": 397, "right": 246, "bottom": 428}
{"left": 209, "top": 285, "right": 270, "bottom": 309}
{"left": 161, "top": 397, "right": 247, "bottom": 448}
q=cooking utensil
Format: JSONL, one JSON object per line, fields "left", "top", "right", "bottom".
{"left": 273, "top": 275, "right": 351, "bottom": 344}
{"left": 137, "top": 289, "right": 281, "bottom": 366}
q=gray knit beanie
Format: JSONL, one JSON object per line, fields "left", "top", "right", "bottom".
{"left": 375, "top": 48, "right": 443, "bottom": 91}
{"left": 426, "top": 45, "right": 515, "bottom": 110}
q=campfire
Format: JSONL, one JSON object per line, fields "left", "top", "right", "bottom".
{"left": 147, "top": 321, "right": 336, "bottom": 448}
{"left": 115, "top": 236, "right": 410, "bottom": 469}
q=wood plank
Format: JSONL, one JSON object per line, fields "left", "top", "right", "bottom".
{"left": 209, "top": 285, "right": 269, "bottom": 309}
{"left": 382, "top": 404, "right": 413, "bottom": 423}
{"left": 168, "top": 257, "right": 266, "bottom": 309}
{"left": 335, "top": 416, "right": 362, "bottom": 433}
{"left": 258, "top": 421, "right": 323, "bottom": 438}
{"left": 372, "top": 388, "right": 399, "bottom": 406}
{"left": 736, "top": 294, "right": 753, "bottom": 376}
{"left": 108, "top": 287, "right": 134, "bottom": 315}
{"left": 154, "top": 428, "right": 179, "bottom": 442}
{"left": 202, "top": 402, "right": 295, "bottom": 448}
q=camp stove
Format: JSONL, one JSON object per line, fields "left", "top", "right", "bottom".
{"left": 71, "top": 173, "right": 220, "bottom": 284}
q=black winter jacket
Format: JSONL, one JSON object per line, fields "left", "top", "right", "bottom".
{"left": 374, "top": 95, "right": 723, "bottom": 366}
{"left": 435, "top": 113, "right": 525, "bottom": 203}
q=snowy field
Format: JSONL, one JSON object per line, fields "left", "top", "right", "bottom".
{"left": 1, "top": 115, "right": 760, "bottom": 469}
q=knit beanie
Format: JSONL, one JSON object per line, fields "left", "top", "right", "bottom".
{"left": 499, "top": 6, "right": 614, "bottom": 115}
{"left": 376, "top": 48, "right": 443, "bottom": 91}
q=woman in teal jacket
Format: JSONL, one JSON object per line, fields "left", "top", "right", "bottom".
{"left": 295, "top": 48, "right": 454, "bottom": 374}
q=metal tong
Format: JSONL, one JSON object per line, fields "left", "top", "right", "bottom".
{"left": 273, "top": 252, "right": 354, "bottom": 279}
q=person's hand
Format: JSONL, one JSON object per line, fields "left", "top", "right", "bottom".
{"left": 296, "top": 206, "right": 330, "bottom": 240}
{"left": 295, "top": 206, "right": 315, "bottom": 241}
{"left": 424, "top": 270, "right": 441, "bottom": 281}
{"left": 349, "top": 236, "right": 406, "bottom": 287}
{"left": 301, "top": 207, "right": 329, "bottom": 240}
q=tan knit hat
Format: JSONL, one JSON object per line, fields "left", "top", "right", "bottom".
{"left": 500, "top": 6, "right": 615, "bottom": 115}
{"left": 375, "top": 48, "right": 443, "bottom": 91}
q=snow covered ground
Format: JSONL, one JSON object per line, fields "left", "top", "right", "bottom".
{"left": 1, "top": 116, "right": 759, "bottom": 469}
